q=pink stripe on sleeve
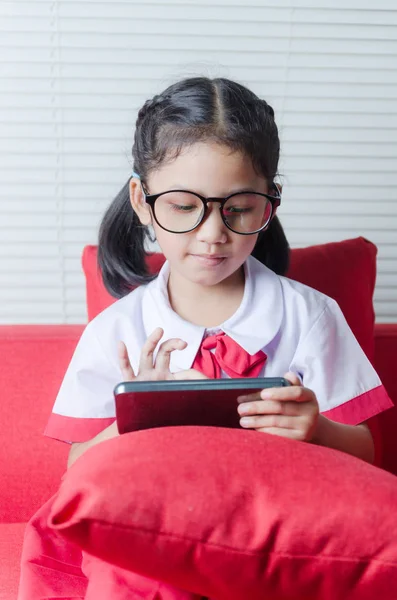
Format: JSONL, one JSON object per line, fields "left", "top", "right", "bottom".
{"left": 44, "top": 413, "right": 116, "bottom": 443}
{"left": 322, "top": 384, "right": 394, "bottom": 426}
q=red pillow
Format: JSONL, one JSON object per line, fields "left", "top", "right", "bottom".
{"left": 82, "top": 238, "right": 376, "bottom": 358}
{"left": 49, "top": 427, "right": 397, "bottom": 600}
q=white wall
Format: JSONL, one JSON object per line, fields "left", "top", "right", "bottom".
{"left": 1, "top": 0, "right": 396, "bottom": 324}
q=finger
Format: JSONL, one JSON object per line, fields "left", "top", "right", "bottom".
{"left": 260, "top": 384, "right": 314, "bottom": 403}
{"left": 237, "top": 399, "right": 302, "bottom": 417}
{"left": 236, "top": 392, "right": 262, "bottom": 405}
{"left": 283, "top": 371, "right": 302, "bottom": 386}
{"left": 154, "top": 338, "right": 187, "bottom": 372}
{"left": 118, "top": 341, "right": 136, "bottom": 381}
{"left": 240, "top": 414, "right": 297, "bottom": 430}
{"left": 139, "top": 327, "right": 164, "bottom": 372}
{"left": 255, "top": 427, "right": 305, "bottom": 441}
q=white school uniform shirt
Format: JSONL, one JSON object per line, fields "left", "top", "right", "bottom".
{"left": 45, "top": 255, "right": 392, "bottom": 443}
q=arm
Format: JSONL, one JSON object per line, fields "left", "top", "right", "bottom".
{"left": 68, "top": 330, "right": 208, "bottom": 469}
{"left": 68, "top": 421, "right": 119, "bottom": 469}
{"left": 238, "top": 373, "right": 376, "bottom": 464}
{"left": 312, "top": 417, "right": 374, "bottom": 464}
{"left": 64, "top": 330, "right": 184, "bottom": 469}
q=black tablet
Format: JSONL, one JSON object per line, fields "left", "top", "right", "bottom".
{"left": 114, "top": 377, "right": 290, "bottom": 434}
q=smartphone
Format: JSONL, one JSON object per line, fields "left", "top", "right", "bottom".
{"left": 114, "top": 377, "right": 290, "bottom": 434}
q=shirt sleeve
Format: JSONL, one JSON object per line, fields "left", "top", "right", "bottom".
{"left": 290, "top": 298, "right": 393, "bottom": 426}
{"left": 44, "top": 321, "right": 121, "bottom": 443}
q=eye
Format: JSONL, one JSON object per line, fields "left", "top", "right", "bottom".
{"left": 159, "top": 192, "right": 202, "bottom": 213}
{"left": 224, "top": 206, "right": 252, "bottom": 215}
{"left": 169, "top": 203, "right": 197, "bottom": 212}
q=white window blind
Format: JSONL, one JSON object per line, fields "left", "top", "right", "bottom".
{"left": 1, "top": 0, "right": 396, "bottom": 324}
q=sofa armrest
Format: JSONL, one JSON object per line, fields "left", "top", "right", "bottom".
{"left": 0, "top": 325, "right": 84, "bottom": 522}
{"left": 373, "top": 324, "right": 397, "bottom": 476}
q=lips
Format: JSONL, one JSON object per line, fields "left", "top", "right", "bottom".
{"left": 190, "top": 254, "right": 227, "bottom": 266}
{"left": 195, "top": 254, "right": 226, "bottom": 259}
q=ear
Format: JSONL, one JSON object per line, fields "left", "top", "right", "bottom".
{"left": 271, "top": 182, "right": 282, "bottom": 220}
{"left": 129, "top": 178, "right": 152, "bottom": 226}
{"left": 274, "top": 182, "right": 282, "bottom": 196}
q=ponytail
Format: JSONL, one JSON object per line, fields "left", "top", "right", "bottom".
{"left": 252, "top": 216, "right": 290, "bottom": 276}
{"left": 97, "top": 180, "right": 154, "bottom": 298}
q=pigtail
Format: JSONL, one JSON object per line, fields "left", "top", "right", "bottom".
{"left": 97, "top": 180, "right": 154, "bottom": 298}
{"left": 252, "top": 216, "right": 290, "bottom": 276}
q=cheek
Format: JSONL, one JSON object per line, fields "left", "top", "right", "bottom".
{"left": 155, "top": 226, "right": 259, "bottom": 262}
{"left": 235, "top": 234, "right": 259, "bottom": 257}
{"left": 154, "top": 227, "right": 187, "bottom": 259}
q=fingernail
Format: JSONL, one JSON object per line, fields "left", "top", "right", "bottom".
{"left": 240, "top": 418, "right": 253, "bottom": 427}
{"left": 238, "top": 404, "right": 250, "bottom": 416}
{"left": 261, "top": 391, "right": 272, "bottom": 399}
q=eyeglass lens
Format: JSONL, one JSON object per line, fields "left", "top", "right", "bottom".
{"left": 153, "top": 192, "right": 272, "bottom": 234}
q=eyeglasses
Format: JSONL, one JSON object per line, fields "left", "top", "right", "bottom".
{"left": 140, "top": 182, "right": 281, "bottom": 235}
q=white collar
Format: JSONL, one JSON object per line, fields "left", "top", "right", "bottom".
{"left": 142, "top": 255, "right": 283, "bottom": 371}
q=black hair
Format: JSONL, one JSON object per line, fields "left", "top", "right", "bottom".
{"left": 98, "top": 76, "right": 290, "bottom": 298}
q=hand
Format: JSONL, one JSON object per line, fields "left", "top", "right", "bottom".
{"left": 118, "top": 327, "right": 208, "bottom": 382}
{"left": 237, "top": 372, "right": 319, "bottom": 442}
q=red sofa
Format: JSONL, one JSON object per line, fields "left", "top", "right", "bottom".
{"left": 1, "top": 239, "right": 397, "bottom": 600}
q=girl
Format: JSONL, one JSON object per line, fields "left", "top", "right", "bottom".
{"left": 19, "top": 76, "right": 392, "bottom": 600}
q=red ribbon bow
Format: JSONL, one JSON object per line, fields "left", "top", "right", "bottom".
{"left": 192, "top": 331, "right": 267, "bottom": 379}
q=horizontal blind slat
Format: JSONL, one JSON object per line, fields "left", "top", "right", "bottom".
{"left": 4, "top": 3, "right": 397, "bottom": 24}
{"left": 3, "top": 0, "right": 394, "bottom": 10}
{"left": 4, "top": 16, "right": 397, "bottom": 41}
{"left": 4, "top": 49, "right": 397, "bottom": 70}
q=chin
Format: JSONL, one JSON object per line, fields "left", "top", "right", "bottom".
{"left": 185, "top": 265, "right": 239, "bottom": 288}
{"left": 193, "top": 275, "right": 227, "bottom": 287}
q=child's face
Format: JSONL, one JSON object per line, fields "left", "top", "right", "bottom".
{"left": 131, "top": 141, "right": 269, "bottom": 289}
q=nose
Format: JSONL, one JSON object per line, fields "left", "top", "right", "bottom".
{"left": 195, "top": 202, "right": 228, "bottom": 244}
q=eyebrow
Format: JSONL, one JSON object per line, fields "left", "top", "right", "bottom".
{"left": 167, "top": 184, "right": 259, "bottom": 195}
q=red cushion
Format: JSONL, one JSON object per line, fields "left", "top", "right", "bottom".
{"left": 287, "top": 237, "right": 376, "bottom": 361}
{"left": 0, "top": 522, "right": 27, "bottom": 599}
{"left": 50, "top": 427, "right": 397, "bottom": 600}
{"left": 82, "top": 246, "right": 165, "bottom": 322}
{"left": 82, "top": 238, "right": 376, "bottom": 359}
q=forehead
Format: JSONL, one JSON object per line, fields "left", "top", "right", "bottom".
{"left": 147, "top": 141, "right": 266, "bottom": 195}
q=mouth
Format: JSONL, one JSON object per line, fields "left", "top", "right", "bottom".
{"left": 190, "top": 254, "right": 227, "bottom": 266}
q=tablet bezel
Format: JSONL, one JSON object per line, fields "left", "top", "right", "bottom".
{"left": 114, "top": 376, "right": 290, "bottom": 396}
{"left": 114, "top": 377, "right": 290, "bottom": 434}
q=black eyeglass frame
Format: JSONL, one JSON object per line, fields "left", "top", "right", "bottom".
{"left": 140, "top": 181, "right": 281, "bottom": 235}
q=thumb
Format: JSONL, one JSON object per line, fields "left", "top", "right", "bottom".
{"left": 118, "top": 341, "right": 136, "bottom": 381}
{"left": 283, "top": 371, "right": 302, "bottom": 386}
